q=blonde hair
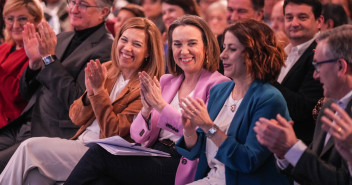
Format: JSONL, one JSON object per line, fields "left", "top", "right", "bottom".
{"left": 110, "top": 17, "right": 164, "bottom": 80}
{"left": 3, "top": 0, "right": 43, "bottom": 43}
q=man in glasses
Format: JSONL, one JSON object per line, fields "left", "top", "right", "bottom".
{"left": 255, "top": 24, "right": 352, "bottom": 185}
{"left": 272, "top": 0, "right": 324, "bottom": 145}
{"left": 0, "top": 0, "right": 113, "bottom": 173}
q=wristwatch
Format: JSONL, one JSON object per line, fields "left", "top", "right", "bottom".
{"left": 206, "top": 124, "right": 219, "bottom": 138}
{"left": 42, "top": 55, "right": 57, "bottom": 65}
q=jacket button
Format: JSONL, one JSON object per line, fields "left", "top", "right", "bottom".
{"left": 182, "top": 158, "right": 187, "bottom": 165}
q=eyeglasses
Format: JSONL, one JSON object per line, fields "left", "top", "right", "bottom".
{"left": 312, "top": 58, "right": 339, "bottom": 73}
{"left": 66, "top": 0, "right": 99, "bottom": 11}
{"left": 4, "top": 16, "right": 32, "bottom": 26}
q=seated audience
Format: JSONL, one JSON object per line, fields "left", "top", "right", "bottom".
{"left": 64, "top": 15, "right": 229, "bottom": 185}
{"left": 254, "top": 24, "right": 352, "bottom": 185}
{"left": 321, "top": 2, "right": 348, "bottom": 31}
{"left": 161, "top": 0, "right": 201, "bottom": 73}
{"left": 270, "top": 0, "right": 289, "bottom": 46}
{"left": 177, "top": 19, "right": 290, "bottom": 185}
{"left": 0, "top": 17, "right": 164, "bottom": 185}
{"left": 113, "top": 3, "right": 145, "bottom": 37}
{"left": 141, "top": 0, "right": 165, "bottom": 34}
{"left": 205, "top": 0, "right": 227, "bottom": 38}
{"left": 0, "top": 0, "right": 113, "bottom": 173}
{"left": 0, "top": 0, "right": 43, "bottom": 128}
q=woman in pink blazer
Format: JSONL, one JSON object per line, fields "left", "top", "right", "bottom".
{"left": 65, "top": 15, "right": 229, "bottom": 185}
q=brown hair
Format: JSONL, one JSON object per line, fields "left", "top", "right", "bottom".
{"left": 167, "top": 15, "right": 219, "bottom": 75}
{"left": 120, "top": 3, "right": 145, "bottom": 18}
{"left": 224, "top": 19, "right": 285, "bottom": 82}
{"left": 3, "top": 0, "right": 43, "bottom": 43}
{"left": 110, "top": 17, "right": 164, "bottom": 80}
{"left": 161, "top": 0, "right": 201, "bottom": 16}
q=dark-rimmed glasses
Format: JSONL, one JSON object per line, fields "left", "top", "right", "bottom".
{"left": 66, "top": 0, "right": 99, "bottom": 11}
{"left": 4, "top": 16, "right": 32, "bottom": 26}
{"left": 312, "top": 58, "right": 339, "bottom": 73}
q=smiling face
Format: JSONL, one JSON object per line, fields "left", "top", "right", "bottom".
{"left": 284, "top": 3, "right": 322, "bottom": 46}
{"left": 4, "top": 7, "right": 34, "bottom": 45}
{"left": 171, "top": 25, "right": 205, "bottom": 75}
{"left": 69, "top": 0, "right": 107, "bottom": 30}
{"left": 162, "top": 2, "right": 185, "bottom": 29}
{"left": 312, "top": 39, "right": 340, "bottom": 99}
{"left": 116, "top": 28, "right": 149, "bottom": 75}
{"left": 220, "top": 31, "right": 247, "bottom": 80}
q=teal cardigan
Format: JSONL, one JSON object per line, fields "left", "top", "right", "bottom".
{"left": 176, "top": 80, "right": 291, "bottom": 185}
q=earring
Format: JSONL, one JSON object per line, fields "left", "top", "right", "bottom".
{"left": 145, "top": 57, "right": 148, "bottom": 62}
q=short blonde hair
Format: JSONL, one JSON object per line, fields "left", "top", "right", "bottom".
{"left": 110, "top": 17, "right": 164, "bottom": 80}
{"left": 3, "top": 0, "right": 43, "bottom": 43}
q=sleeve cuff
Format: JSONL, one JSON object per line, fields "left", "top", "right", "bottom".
{"left": 276, "top": 155, "right": 290, "bottom": 169}
{"left": 284, "top": 140, "right": 307, "bottom": 167}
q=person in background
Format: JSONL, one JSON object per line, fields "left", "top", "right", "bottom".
{"left": 0, "top": 0, "right": 113, "bottom": 173}
{"left": 177, "top": 19, "right": 290, "bottom": 185}
{"left": 272, "top": 0, "right": 324, "bottom": 145}
{"left": 0, "top": 0, "right": 43, "bottom": 130}
{"left": 226, "top": 0, "right": 263, "bottom": 24}
{"left": 270, "top": 0, "right": 289, "bottom": 47}
{"left": 42, "top": 0, "right": 71, "bottom": 34}
{"left": 0, "top": 17, "right": 164, "bottom": 185}
{"left": 263, "top": 0, "right": 279, "bottom": 24}
{"left": 205, "top": 0, "right": 227, "bottom": 38}
{"left": 255, "top": 24, "right": 352, "bottom": 185}
{"left": 141, "top": 0, "right": 165, "bottom": 34}
{"left": 321, "top": 3, "right": 348, "bottom": 31}
{"left": 198, "top": 0, "right": 220, "bottom": 15}
{"left": 113, "top": 3, "right": 145, "bottom": 37}
{"left": 64, "top": 15, "right": 229, "bottom": 185}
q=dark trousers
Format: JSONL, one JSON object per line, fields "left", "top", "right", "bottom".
{"left": 65, "top": 141, "right": 181, "bottom": 185}
{"left": 0, "top": 121, "right": 31, "bottom": 172}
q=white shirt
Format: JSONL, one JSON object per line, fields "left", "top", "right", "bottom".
{"left": 190, "top": 93, "right": 241, "bottom": 185}
{"left": 277, "top": 34, "right": 318, "bottom": 83}
{"left": 77, "top": 74, "right": 129, "bottom": 143}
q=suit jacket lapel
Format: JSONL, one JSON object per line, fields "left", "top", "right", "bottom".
{"left": 281, "top": 41, "right": 316, "bottom": 84}
{"left": 227, "top": 80, "right": 259, "bottom": 136}
{"left": 55, "top": 32, "right": 74, "bottom": 61}
{"left": 161, "top": 74, "right": 184, "bottom": 104}
{"left": 312, "top": 99, "right": 334, "bottom": 154}
{"left": 208, "top": 81, "right": 234, "bottom": 121}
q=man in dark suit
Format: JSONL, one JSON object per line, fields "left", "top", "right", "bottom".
{"left": 254, "top": 25, "right": 352, "bottom": 185}
{"left": 273, "top": 0, "right": 324, "bottom": 144}
{"left": 0, "top": 0, "right": 114, "bottom": 172}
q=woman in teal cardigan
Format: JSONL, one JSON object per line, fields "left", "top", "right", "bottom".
{"left": 176, "top": 19, "right": 291, "bottom": 184}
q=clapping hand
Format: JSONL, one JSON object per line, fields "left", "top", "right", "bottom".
{"left": 85, "top": 59, "right": 107, "bottom": 96}
{"left": 254, "top": 114, "right": 297, "bottom": 158}
{"left": 23, "top": 23, "right": 42, "bottom": 70}
{"left": 180, "top": 97, "right": 213, "bottom": 132}
{"left": 321, "top": 103, "right": 352, "bottom": 163}
{"left": 36, "top": 22, "right": 57, "bottom": 57}
{"left": 138, "top": 71, "right": 166, "bottom": 112}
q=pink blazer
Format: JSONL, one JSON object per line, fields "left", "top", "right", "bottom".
{"left": 130, "top": 69, "right": 229, "bottom": 185}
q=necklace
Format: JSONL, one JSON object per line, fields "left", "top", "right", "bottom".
{"left": 227, "top": 98, "right": 242, "bottom": 112}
